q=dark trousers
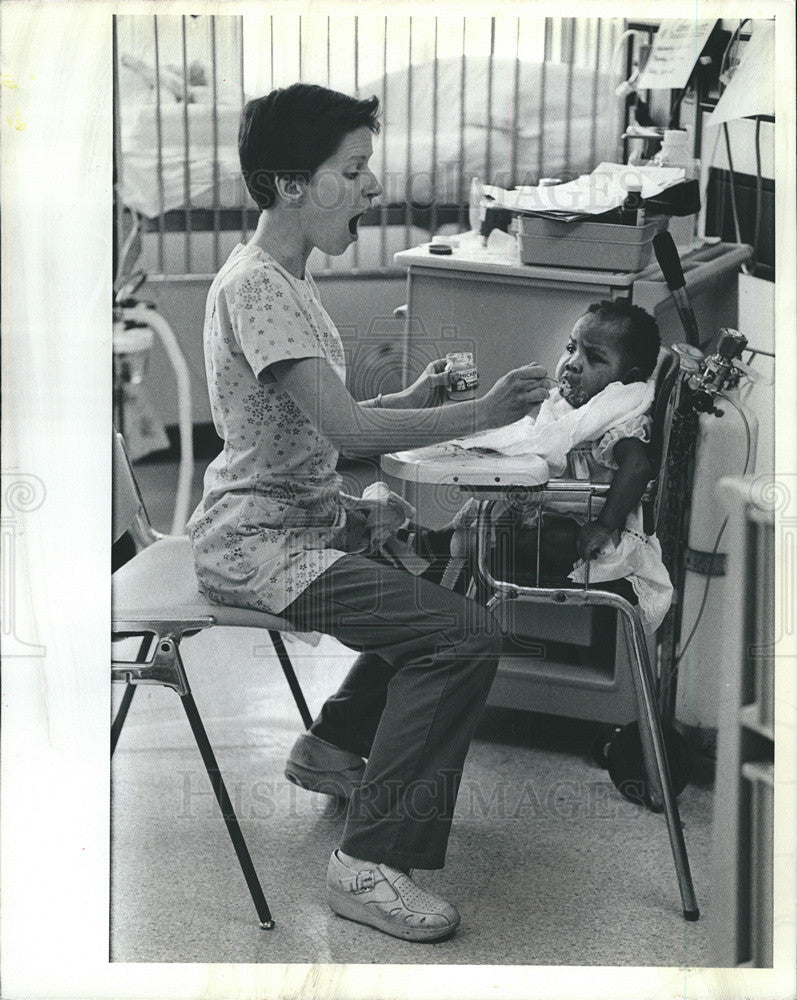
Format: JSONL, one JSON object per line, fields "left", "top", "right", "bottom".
{"left": 279, "top": 528, "right": 502, "bottom": 870}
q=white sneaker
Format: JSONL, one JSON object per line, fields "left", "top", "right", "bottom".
{"left": 326, "top": 849, "right": 460, "bottom": 942}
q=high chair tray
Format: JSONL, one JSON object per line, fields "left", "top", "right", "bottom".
{"left": 381, "top": 444, "right": 550, "bottom": 487}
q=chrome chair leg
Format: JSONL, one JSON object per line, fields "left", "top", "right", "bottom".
{"left": 164, "top": 636, "right": 275, "bottom": 929}
{"left": 112, "top": 631, "right": 275, "bottom": 928}
{"left": 269, "top": 630, "right": 313, "bottom": 729}
{"left": 467, "top": 499, "right": 699, "bottom": 918}
{"left": 111, "top": 634, "right": 150, "bottom": 756}
{"left": 617, "top": 603, "right": 700, "bottom": 920}
{"left": 617, "top": 612, "right": 666, "bottom": 811}
{"left": 179, "top": 686, "right": 275, "bottom": 929}
{"left": 111, "top": 683, "right": 137, "bottom": 757}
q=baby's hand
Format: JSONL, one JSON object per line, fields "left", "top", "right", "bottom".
{"left": 577, "top": 520, "right": 616, "bottom": 561}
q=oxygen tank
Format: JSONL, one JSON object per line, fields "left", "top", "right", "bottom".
{"left": 675, "top": 387, "right": 758, "bottom": 750}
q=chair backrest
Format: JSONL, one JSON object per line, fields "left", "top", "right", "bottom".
{"left": 113, "top": 430, "right": 154, "bottom": 546}
{"left": 643, "top": 348, "right": 681, "bottom": 535}
{"left": 648, "top": 348, "right": 680, "bottom": 471}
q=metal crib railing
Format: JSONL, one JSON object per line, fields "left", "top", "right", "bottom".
{"left": 113, "top": 13, "right": 625, "bottom": 281}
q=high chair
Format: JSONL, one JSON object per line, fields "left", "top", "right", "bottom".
{"left": 111, "top": 430, "right": 313, "bottom": 929}
{"left": 467, "top": 348, "right": 700, "bottom": 920}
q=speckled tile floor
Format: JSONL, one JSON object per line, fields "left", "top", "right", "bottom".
{"left": 109, "top": 457, "right": 722, "bottom": 966}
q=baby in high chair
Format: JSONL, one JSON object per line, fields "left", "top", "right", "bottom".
{"left": 446, "top": 298, "right": 674, "bottom": 631}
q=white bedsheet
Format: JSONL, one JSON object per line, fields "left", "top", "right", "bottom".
{"left": 119, "top": 101, "right": 244, "bottom": 216}
{"left": 117, "top": 56, "right": 621, "bottom": 217}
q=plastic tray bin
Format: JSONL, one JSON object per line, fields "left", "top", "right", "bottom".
{"left": 516, "top": 215, "right": 668, "bottom": 272}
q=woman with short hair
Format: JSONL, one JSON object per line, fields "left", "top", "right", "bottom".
{"left": 188, "top": 83, "right": 548, "bottom": 942}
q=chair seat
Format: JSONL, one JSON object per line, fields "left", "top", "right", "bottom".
{"left": 112, "top": 536, "right": 295, "bottom": 632}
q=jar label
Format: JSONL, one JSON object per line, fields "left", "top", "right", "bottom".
{"left": 448, "top": 367, "right": 479, "bottom": 395}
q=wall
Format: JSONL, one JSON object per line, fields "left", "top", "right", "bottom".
{"left": 140, "top": 272, "right": 407, "bottom": 429}
{"left": 698, "top": 72, "right": 775, "bottom": 479}
{"left": 737, "top": 271, "right": 775, "bottom": 476}
{"left": 705, "top": 115, "right": 774, "bottom": 178}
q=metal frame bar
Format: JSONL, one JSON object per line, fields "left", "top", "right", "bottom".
{"left": 589, "top": 18, "right": 602, "bottom": 169}
{"left": 269, "top": 631, "right": 313, "bottom": 729}
{"left": 379, "top": 16, "right": 389, "bottom": 269}
{"left": 510, "top": 18, "right": 520, "bottom": 187}
{"left": 111, "top": 679, "right": 138, "bottom": 756}
{"left": 484, "top": 17, "right": 495, "bottom": 184}
{"left": 352, "top": 15, "right": 360, "bottom": 271}
{"left": 537, "top": 20, "right": 550, "bottom": 181}
{"left": 112, "top": 16, "right": 124, "bottom": 274}
{"left": 181, "top": 682, "right": 275, "bottom": 927}
{"left": 210, "top": 15, "right": 220, "bottom": 270}
{"left": 152, "top": 16, "right": 166, "bottom": 272}
{"left": 457, "top": 17, "right": 467, "bottom": 230}
{"left": 240, "top": 15, "right": 248, "bottom": 245}
{"left": 270, "top": 13, "right": 274, "bottom": 89}
{"left": 324, "top": 15, "right": 333, "bottom": 271}
{"left": 429, "top": 18, "right": 439, "bottom": 238}
{"left": 111, "top": 628, "right": 150, "bottom": 754}
{"left": 180, "top": 15, "right": 192, "bottom": 273}
{"left": 298, "top": 14, "right": 303, "bottom": 81}
{"left": 563, "top": 17, "right": 575, "bottom": 175}
{"left": 405, "top": 16, "right": 414, "bottom": 246}
{"left": 473, "top": 498, "right": 699, "bottom": 920}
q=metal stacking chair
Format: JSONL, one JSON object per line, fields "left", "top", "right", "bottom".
{"left": 470, "top": 349, "right": 700, "bottom": 920}
{"left": 111, "top": 431, "right": 313, "bottom": 929}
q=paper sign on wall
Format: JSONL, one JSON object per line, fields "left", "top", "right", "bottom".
{"left": 708, "top": 20, "right": 775, "bottom": 126}
{"left": 637, "top": 19, "right": 717, "bottom": 91}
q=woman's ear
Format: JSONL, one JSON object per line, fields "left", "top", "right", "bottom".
{"left": 622, "top": 365, "right": 643, "bottom": 384}
{"left": 274, "top": 175, "right": 305, "bottom": 203}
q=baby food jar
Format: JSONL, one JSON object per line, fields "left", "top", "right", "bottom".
{"left": 446, "top": 351, "right": 479, "bottom": 401}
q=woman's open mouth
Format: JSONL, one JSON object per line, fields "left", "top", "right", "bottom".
{"left": 348, "top": 212, "right": 365, "bottom": 237}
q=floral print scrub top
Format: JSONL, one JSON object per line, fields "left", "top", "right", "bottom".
{"left": 188, "top": 243, "right": 351, "bottom": 614}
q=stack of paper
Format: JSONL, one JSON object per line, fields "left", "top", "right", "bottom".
{"left": 485, "top": 162, "right": 686, "bottom": 223}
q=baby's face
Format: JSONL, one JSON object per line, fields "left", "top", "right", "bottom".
{"left": 559, "top": 316, "right": 629, "bottom": 408}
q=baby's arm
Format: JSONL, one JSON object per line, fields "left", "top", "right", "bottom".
{"left": 577, "top": 436, "right": 653, "bottom": 560}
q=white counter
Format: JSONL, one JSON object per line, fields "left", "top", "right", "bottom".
{"left": 393, "top": 237, "right": 751, "bottom": 398}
